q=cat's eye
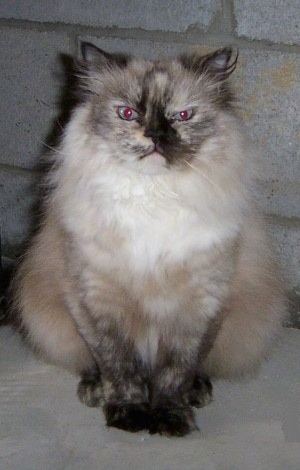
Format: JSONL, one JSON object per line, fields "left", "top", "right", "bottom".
{"left": 171, "top": 109, "right": 193, "bottom": 122}
{"left": 118, "top": 106, "right": 138, "bottom": 121}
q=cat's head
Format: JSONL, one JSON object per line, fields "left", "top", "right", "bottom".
{"left": 76, "top": 43, "right": 238, "bottom": 175}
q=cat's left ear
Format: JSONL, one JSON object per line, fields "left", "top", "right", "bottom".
{"left": 80, "top": 42, "right": 130, "bottom": 71}
{"left": 181, "top": 47, "right": 238, "bottom": 80}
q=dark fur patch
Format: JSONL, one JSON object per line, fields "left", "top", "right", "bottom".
{"left": 188, "top": 375, "right": 213, "bottom": 408}
{"left": 139, "top": 96, "right": 213, "bottom": 165}
{"left": 104, "top": 402, "right": 151, "bottom": 432}
{"left": 77, "top": 370, "right": 104, "bottom": 407}
{"left": 149, "top": 406, "right": 197, "bottom": 437}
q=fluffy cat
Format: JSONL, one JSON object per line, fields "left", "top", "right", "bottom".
{"left": 12, "top": 43, "right": 286, "bottom": 436}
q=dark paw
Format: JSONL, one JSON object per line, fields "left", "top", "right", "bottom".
{"left": 149, "top": 406, "right": 197, "bottom": 437}
{"left": 104, "top": 402, "right": 150, "bottom": 432}
{"left": 188, "top": 375, "right": 213, "bottom": 408}
{"left": 77, "top": 375, "right": 104, "bottom": 408}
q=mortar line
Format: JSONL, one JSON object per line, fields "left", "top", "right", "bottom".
{"left": 0, "top": 163, "right": 40, "bottom": 177}
{"left": 0, "top": 18, "right": 299, "bottom": 54}
{"left": 225, "top": 0, "right": 237, "bottom": 33}
{"left": 266, "top": 213, "right": 300, "bottom": 228}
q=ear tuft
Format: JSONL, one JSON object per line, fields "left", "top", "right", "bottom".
{"left": 80, "top": 42, "right": 130, "bottom": 70}
{"left": 180, "top": 47, "right": 238, "bottom": 80}
{"left": 201, "top": 47, "right": 238, "bottom": 78}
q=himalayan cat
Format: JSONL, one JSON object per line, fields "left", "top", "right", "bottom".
{"left": 12, "top": 43, "right": 286, "bottom": 436}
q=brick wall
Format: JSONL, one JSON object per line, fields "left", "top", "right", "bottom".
{"left": 0, "top": 1, "right": 299, "bottom": 301}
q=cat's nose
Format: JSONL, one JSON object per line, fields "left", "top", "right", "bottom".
{"left": 143, "top": 127, "right": 164, "bottom": 143}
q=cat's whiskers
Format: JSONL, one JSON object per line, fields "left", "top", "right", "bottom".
{"left": 40, "top": 141, "right": 67, "bottom": 157}
{"left": 56, "top": 118, "right": 64, "bottom": 132}
{"left": 184, "top": 160, "right": 220, "bottom": 191}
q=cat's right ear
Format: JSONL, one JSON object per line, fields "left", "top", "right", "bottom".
{"left": 80, "top": 42, "right": 129, "bottom": 71}
{"left": 180, "top": 48, "right": 238, "bottom": 81}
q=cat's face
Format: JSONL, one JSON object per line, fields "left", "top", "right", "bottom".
{"left": 78, "top": 44, "right": 237, "bottom": 175}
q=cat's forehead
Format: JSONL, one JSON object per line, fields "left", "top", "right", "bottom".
{"left": 142, "top": 66, "right": 172, "bottom": 101}
{"left": 126, "top": 59, "right": 195, "bottom": 109}
{"left": 128, "top": 59, "right": 173, "bottom": 88}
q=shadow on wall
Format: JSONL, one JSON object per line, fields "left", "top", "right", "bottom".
{"left": 38, "top": 52, "right": 82, "bottom": 172}
{"left": 0, "top": 52, "right": 82, "bottom": 327}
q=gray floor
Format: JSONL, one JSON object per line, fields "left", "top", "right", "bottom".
{"left": 0, "top": 327, "right": 299, "bottom": 470}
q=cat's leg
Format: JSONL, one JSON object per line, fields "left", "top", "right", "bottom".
{"left": 149, "top": 335, "right": 202, "bottom": 437}
{"left": 102, "top": 352, "right": 151, "bottom": 432}
{"left": 102, "top": 349, "right": 150, "bottom": 432}
{"left": 148, "top": 317, "right": 220, "bottom": 435}
{"left": 102, "top": 350, "right": 151, "bottom": 432}
{"left": 149, "top": 367, "right": 197, "bottom": 436}
{"left": 186, "top": 313, "right": 223, "bottom": 408}
{"left": 147, "top": 306, "right": 226, "bottom": 435}
{"left": 70, "top": 311, "right": 151, "bottom": 432}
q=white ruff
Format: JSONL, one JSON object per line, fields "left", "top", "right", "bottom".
{"left": 58, "top": 156, "right": 240, "bottom": 274}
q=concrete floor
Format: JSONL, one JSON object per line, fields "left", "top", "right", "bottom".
{"left": 0, "top": 326, "right": 299, "bottom": 470}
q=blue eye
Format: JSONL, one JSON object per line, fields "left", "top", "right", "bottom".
{"left": 118, "top": 106, "right": 139, "bottom": 121}
{"left": 172, "top": 109, "right": 193, "bottom": 122}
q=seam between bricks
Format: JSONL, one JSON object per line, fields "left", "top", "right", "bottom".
{"left": 0, "top": 18, "right": 300, "bottom": 53}
{"left": 266, "top": 214, "right": 300, "bottom": 229}
{"left": 0, "top": 163, "right": 40, "bottom": 177}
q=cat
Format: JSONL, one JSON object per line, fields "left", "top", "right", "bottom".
{"left": 11, "top": 43, "right": 286, "bottom": 436}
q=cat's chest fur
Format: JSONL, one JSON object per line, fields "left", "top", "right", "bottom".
{"left": 61, "top": 166, "right": 240, "bottom": 274}
{"left": 111, "top": 183, "right": 217, "bottom": 270}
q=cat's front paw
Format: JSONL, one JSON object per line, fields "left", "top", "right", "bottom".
{"left": 188, "top": 375, "right": 213, "bottom": 408}
{"left": 104, "top": 402, "right": 150, "bottom": 432}
{"left": 149, "top": 406, "right": 197, "bottom": 437}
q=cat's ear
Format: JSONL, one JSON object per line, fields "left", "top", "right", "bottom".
{"left": 180, "top": 48, "right": 238, "bottom": 80}
{"left": 80, "top": 42, "right": 130, "bottom": 70}
{"left": 201, "top": 48, "right": 238, "bottom": 78}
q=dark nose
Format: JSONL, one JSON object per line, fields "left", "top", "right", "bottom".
{"left": 144, "top": 127, "right": 165, "bottom": 142}
{"left": 144, "top": 125, "right": 177, "bottom": 144}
